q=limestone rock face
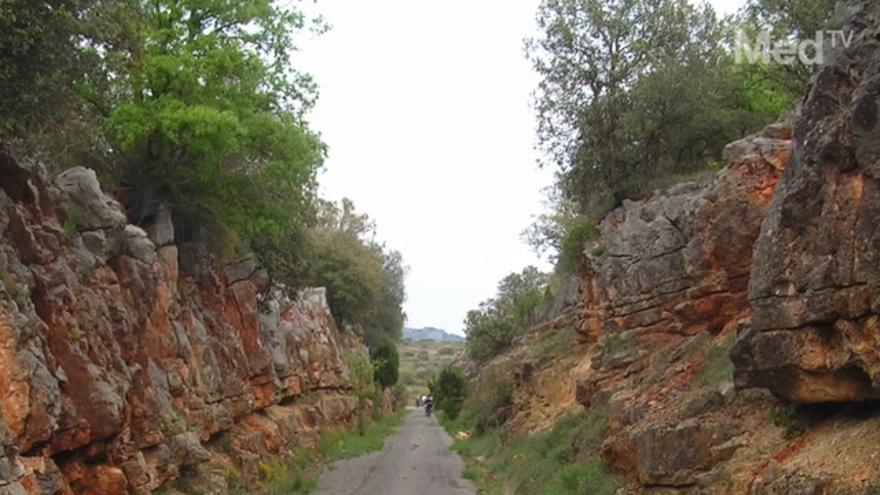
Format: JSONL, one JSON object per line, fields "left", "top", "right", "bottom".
{"left": 732, "top": 4, "right": 880, "bottom": 403}
{"left": 0, "top": 145, "right": 367, "bottom": 494}
{"left": 576, "top": 122, "right": 789, "bottom": 405}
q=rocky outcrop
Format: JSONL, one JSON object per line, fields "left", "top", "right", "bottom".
{"left": 0, "top": 146, "right": 369, "bottom": 494}
{"left": 732, "top": 3, "right": 880, "bottom": 404}
{"left": 575, "top": 121, "right": 789, "bottom": 407}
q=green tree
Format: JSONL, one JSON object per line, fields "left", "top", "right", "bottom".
{"left": 736, "top": 0, "right": 841, "bottom": 97}
{"left": 103, "top": 0, "right": 326, "bottom": 247}
{"left": 429, "top": 367, "right": 467, "bottom": 420}
{"left": 371, "top": 340, "right": 400, "bottom": 389}
{"left": 465, "top": 267, "right": 549, "bottom": 361}
{"left": 286, "top": 199, "right": 407, "bottom": 349}
{"left": 528, "top": 0, "right": 776, "bottom": 210}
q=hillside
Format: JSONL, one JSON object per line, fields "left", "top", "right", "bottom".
{"left": 403, "top": 326, "right": 465, "bottom": 342}
{"left": 398, "top": 340, "right": 465, "bottom": 399}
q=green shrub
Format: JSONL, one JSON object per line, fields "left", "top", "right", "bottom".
{"left": 465, "top": 266, "right": 549, "bottom": 362}
{"left": 768, "top": 404, "right": 806, "bottom": 440}
{"left": 344, "top": 350, "right": 375, "bottom": 395}
{"left": 429, "top": 367, "right": 468, "bottom": 420}
{"left": 463, "top": 371, "right": 514, "bottom": 433}
{"left": 699, "top": 334, "right": 736, "bottom": 386}
{"left": 63, "top": 205, "right": 84, "bottom": 238}
{"left": 371, "top": 340, "right": 400, "bottom": 389}
{"left": 558, "top": 217, "right": 599, "bottom": 273}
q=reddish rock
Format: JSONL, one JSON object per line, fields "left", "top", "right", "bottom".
{"left": 0, "top": 145, "right": 372, "bottom": 493}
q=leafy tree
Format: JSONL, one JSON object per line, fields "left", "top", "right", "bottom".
{"left": 287, "top": 199, "right": 407, "bottom": 349}
{"left": 465, "top": 267, "right": 549, "bottom": 361}
{"left": 736, "top": 0, "right": 841, "bottom": 96}
{"left": 371, "top": 340, "right": 400, "bottom": 389}
{"left": 428, "top": 367, "right": 468, "bottom": 420}
{"left": 0, "top": 0, "right": 90, "bottom": 133}
{"left": 528, "top": 0, "right": 780, "bottom": 211}
{"left": 101, "top": 0, "right": 326, "bottom": 247}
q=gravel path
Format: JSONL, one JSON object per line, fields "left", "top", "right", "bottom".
{"left": 315, "top": 409, "right": 476, "bottom": 495}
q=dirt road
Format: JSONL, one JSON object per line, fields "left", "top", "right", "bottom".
{"left": 316, "top": 409, "right": 476, "bottom": 495}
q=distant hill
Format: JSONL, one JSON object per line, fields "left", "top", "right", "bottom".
{"left": 403, "top": 326, "right": 465, "bottom": 342}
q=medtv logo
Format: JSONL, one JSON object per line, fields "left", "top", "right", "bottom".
{"left": 734, "top": 30, "right": 855, "bottom": 66}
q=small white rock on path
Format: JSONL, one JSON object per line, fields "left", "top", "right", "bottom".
{"left": 315, "top": 408, "right": 476, "bottom": 495}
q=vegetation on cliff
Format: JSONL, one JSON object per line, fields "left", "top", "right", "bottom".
{"left": 0, "top": 0, "right": 406, "bottom": 348}
{"left": 525, "top": 0, "right": 839, "bottom": 268}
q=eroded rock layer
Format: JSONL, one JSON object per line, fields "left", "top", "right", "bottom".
{"left": 0, "top": 147, "right": 368, "bottom": 494}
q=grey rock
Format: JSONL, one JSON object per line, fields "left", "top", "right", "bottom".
{"left": 56, "top": 167, "right": 127, "bottom": 231}
{"left": 735, "top": 6, "right": 880, "bottom": 403}
{"left": 225, "top": 255, "right": 257, "bottom": 285}
{"left": 146, "top": 204, "right": 175, "bottom": 247}
{"left": 123, "top": 225, "right": 157, "bottom": 264}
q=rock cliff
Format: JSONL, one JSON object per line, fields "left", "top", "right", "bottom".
{"left": 475, "top": 8, "right": 880, "bottom": 491}
{"left": 732, "top": 2, "right": 880, "bottom": 404}
{"left": 0, "top": 146, "right": 371, "bottom": 494}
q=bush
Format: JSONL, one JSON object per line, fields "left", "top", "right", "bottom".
{"left": 768, "top": 404, "right": 806, "bottom": 440}
{"left": 344, "top": 350, "right": 374, "bottom": 395}
{"left": 558, "top": 217, "right": 599, "bottom": 273}
{"left": 698, "top": 334, "right": 736, "bottom": 386}
{"left": 429, "top": 367, "right": 468, "bottom": 420}
{"left": 463, "top": 371, "right": 514, "bottom": 433}
{"left": 371, "top": 340, "right": 400, "bottom": 389}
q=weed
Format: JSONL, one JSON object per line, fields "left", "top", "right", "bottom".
{"left": 69, "top": 329, "right": 86, "bottom": 343}
{"left": 447, "top": 406, "right": 619, "bottom": 495}
{"left": 462, "top": 370, "right": 514, "bottom": 433}
{"left": 530, "top": 326, "right": 577, "bottom": 361}
{"left": 698, "top": 334, "right": 736, "bottom": 386}
{"left": 63, "top": 204, "right": 84, "bottom": 237}
{"left": 768, "top": 404, "right": 806, "bottom": 440}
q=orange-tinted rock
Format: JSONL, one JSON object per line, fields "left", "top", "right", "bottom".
{"left": 733, "top": 5, "right": 880, "bottom": 404}
{"left": 0, "top": 145, "right": 371, "bottom": 493}
{"left": 575, "top": 123, "right": 789, "bottom": 407}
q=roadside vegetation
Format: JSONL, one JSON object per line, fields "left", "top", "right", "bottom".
{"left": 439, "top": 404, "right": 620, "bottom": 495}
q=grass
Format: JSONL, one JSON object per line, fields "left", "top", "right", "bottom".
{"left": 441, "top": 406, "right": 622, "bottom": 495}
{"left": 252, "top": 410, "right": 406, "bottom": 494}
{"left": 317, "top": 410, "right": 407, "bottom": 462}
{"left": 530, "top": 326, "right": 578, "bottom": 361}
{"left": 698, "top": 333, "right": 736, "bottom": 386}
{"left": 63, "top": 203, "right": 84, "bottom": 237}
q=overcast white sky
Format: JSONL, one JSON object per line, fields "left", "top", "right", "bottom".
{"left": 298, "top": 0, "right": 745, "bottom": 336}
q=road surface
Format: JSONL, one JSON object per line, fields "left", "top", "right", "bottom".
{"left": 316, "top": 409, "right": 477, "bottom": 495}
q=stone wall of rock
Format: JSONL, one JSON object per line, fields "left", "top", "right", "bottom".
{"left": 0, "top": 146, "right": 369, "bottom": 494}
{"left": 574, "top": 121, "right": 790, "bottom": 408}
{"left": 732, "top": 2, "right": 880, "bottom": 404}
